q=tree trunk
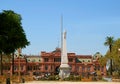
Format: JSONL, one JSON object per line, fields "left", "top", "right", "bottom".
{"left": 109, "top": 45, "right": 112, "bottom": 76}
{"left": 110, "top": 59, "right": 112, "bottom": 76}
{"left": 0, "top": 53, "right": 3, "bottom": 75}
{"left": 12, "top": 52, "right": 14, "bottom": 75}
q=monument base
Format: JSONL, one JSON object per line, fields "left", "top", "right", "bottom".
{"left": 59, "top": 66, "right": 71, "bottom": 80}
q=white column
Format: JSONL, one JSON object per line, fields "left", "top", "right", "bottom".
{"left": 59, "top": 31, "right": 71, "bottom": 79}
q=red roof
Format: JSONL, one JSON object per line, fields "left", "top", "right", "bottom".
{"left": 76, "top": 55, "right": 92, "bottom": 59}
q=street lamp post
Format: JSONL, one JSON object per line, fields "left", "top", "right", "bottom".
{"left": 18, "top": 48, "right": 21, "bottom": 83}
{"left": 118, "top": 49, "right": 120, "bottom": 53}
{"left": 118, "top": 48, "right": 120, "bottom": 77}
{"left": 118, "top": 49, "right": 120, "bottom": 58}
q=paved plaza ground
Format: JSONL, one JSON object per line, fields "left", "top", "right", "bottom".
{"left": 24, "top": 81, "right": 120, "bottom": 84}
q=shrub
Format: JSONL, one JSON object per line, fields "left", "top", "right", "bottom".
{"left": 63, "top": 75, "right": 81, "bottom": 81}
{"left": 69, "top": 75, "right": 74, "bottom": 80}
{"left": 48, "top": 75, "right": 55, "bottom": 80}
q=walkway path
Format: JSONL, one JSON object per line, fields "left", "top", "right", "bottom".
{"left": 24, "top": 81, "right": 120, "bottom": 84}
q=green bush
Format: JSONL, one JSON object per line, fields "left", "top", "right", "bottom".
{"left": 63, "top": 75, "right": 81, "bottom": 81}
{"left": 48, "top": 75, "right": 55, "bottom": 80}
{"left": 38, "top": 75, "right": 81, "bottom": 81}
{"left": 69, "top": 75, "right": 74, "bottom": 80}
{"left": 64, "top": 77, "right": 70, "bottom": 81}
{"left": 39, "top": 75, "right": 60, "bottom": 81}
{"left": 73, "top": 76, "right": 81, "bottom": 81}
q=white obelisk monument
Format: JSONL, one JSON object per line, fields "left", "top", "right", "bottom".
{"left": 59, "top": 30, "right": 71, "bottom": 79}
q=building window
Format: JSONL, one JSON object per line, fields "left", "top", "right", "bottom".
{"left": 44, "top": 58, "right": 49, "bottom": 62}
{"left": 45, "top": 65, "right": 48, "bottom": 70}
{"left": 6, "top": 66, "right": 10, "bottom": 70}
{"left": 39, "top": 65, "right": 41, "bottom": 70}
{"left": 82, "top": 67, "right": 85, "bottom": 72}
{"left": 8, "top": 67, "right": 10, "bottom": 70}
{"left": 76, "top": 66, "right": 79, "bottom": 72}
{"left": 21, "top": 66, "right": 23, "bottom": 70}
{"left": 54, "top": 58, "right": 61, "bottom": 62}
{"left": 14, "top": 66, "right": 17, "bottom": 70}
{"left": 33, "top": 66, "right": 35, "bottom": 70}
{"left": 69, "top": 58, "right": 73, "bottom": 62}
{"left": 33, "top": 65, "right": 39, "bottom": 70}
{"left": 88, "top": 60, "right": 90, "bottom": 62}
{"left": 28, "top": 66, "right": 32, "bottom": 71}
{"left": 36, "top": 65, "right": 39, "bottom": 70}
{"left": 96, "top": 66, "right": 100, "bottom": 71}
{"left": 3, "top": 66, "right": 10, "bottom": 70}
{"left": 87, "top": 66, "right": 90, "bottom": 72}
{"left": 51, "top": 66, "right": 52, "bottom": 71}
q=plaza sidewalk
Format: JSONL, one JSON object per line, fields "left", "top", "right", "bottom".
{"left": 24, "top": 81, "right": 120, "bottom": 84}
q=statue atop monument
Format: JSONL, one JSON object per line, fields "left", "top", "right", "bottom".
{"left": 64, "top": 31, "right": 66, "bottom": 39}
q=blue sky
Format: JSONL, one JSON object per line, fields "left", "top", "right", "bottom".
{"left": 0, "top": 0, "right": 120, "bottom": 55}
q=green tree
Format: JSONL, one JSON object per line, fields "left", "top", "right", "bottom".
{"left": 99, "top": 56, "right": 107, "bottom": 66}
{"left": 0, "top": 10, "right": 30, "bottom": 75}
{"left": 105, "top": 38, "right": 120, "bottom": 77}
{"left": 104, "top": 36, "right": 114, "bottom": 76}
{"left": 110, "top": 39, "right": 120, "bottom": 77}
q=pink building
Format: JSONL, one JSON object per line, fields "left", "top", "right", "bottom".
{"left": 1, "top": 48, "right": 106, "bottom": 77}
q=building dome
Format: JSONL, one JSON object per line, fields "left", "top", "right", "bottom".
{"left": 93, "top": 52, "right": 103, "bottom": 60}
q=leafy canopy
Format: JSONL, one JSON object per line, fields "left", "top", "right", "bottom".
{"left": 105, "top": 38, "right": 120, "bottom": 76}
{"left": 0, "top": 10, "right": 30, "bottom": 54}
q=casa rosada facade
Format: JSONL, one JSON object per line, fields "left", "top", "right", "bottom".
{"left": 2, "top": 48, "right": 106, "bottom": 76}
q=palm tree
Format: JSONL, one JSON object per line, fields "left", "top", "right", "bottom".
{"left": 104, "top": 36, "right": 114, "bottom": 76}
